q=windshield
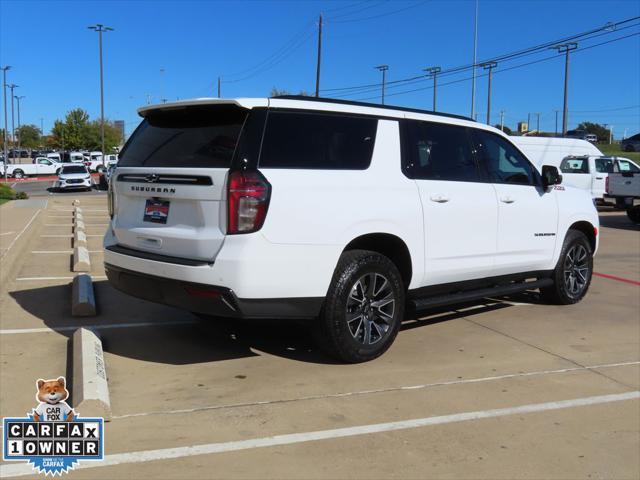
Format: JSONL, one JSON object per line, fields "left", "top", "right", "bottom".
{"left": 119, "top": 104, "right": 248, "bottom": 168}
{"left": 62, "top": 166, "right": 88, "bottom": 174}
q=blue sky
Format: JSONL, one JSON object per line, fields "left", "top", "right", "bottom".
{"left": 1, "top": 0, "right": 639, "bottom": 138}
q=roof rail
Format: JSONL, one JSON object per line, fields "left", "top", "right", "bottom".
{"left": 271, "top": 95, "right": 475, "bottom": 122}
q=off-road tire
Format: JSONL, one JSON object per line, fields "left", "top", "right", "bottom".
{"left": 540, "top": 230, "right": 593, "bottom": 305}
{"left": 315, "top": 249, "right": 404, "bottom": 363}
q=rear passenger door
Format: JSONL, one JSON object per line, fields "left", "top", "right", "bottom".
{"left": 403, "top": 120, "right": 497, "bottom": 286}
{"left": 471, "top": 129, "right": 558, "bottom": 274}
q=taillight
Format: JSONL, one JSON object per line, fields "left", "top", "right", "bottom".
{"left": 107, "top": 181, "right": 115, "bottom": 218}
{"left": 227, "top": 170, "right": 271, "bottom": 234}
{"left": 605, "top": 175, "right": 609, "bottom": 194}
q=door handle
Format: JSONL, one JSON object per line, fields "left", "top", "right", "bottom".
{"left": 595, "top": 177, "right": 604, "bottom": 180}
{"left": 500, "top": 196, "right": 515, "bottom": 204}
{"left": 430, "top": 194, "right": 450, "bottom": 203}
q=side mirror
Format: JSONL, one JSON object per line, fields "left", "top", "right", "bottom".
{"left": 542, "top": 165, "right": 562, "bottom": 188}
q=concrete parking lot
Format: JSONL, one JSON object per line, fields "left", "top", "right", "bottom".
{"left": 0, "top": 182, "right": 638, "bottom": 479}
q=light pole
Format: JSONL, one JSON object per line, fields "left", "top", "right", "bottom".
{"left": 552, "top": 42, "right": 578, "bottom": 136}
{"left": 15, "top": 95, "right": 25, "bottom": 151}
{"left": 499, "top": 110, "right": 505, "bottom": 131}
{"left": 1, "top": 65, "right": 10, "bottom": 180}
{"left": 423, "top": 66, "right": 441, "bottom": 111}
{"left": 8, "top": 84, "right": 18, "bottom": 148}
{"left": 554, "top": 109, "right": 559, "bottom": 136}
{"left": 480, "top": 61, "right": 497, "bottom": 125}
{"left": 88, "top": 24, "right": 114, "bottom": 167}
{"left": 375, "top": 65, "right": 389, "bottom": 105}
{"left": 535, "top": 112, "right": 541, "bottom": 133}
{"left": 315, "top": 13, "right": 323, "bottom": 97}
{"left": 470, "top": 0, "right": 479, "bottom": 119}
{"left": 160, "top": 67, "right": 165, "bottom": 103}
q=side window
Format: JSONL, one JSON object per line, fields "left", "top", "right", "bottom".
{"left": 616, "top": 160, "right": 640, "bottom": 172}
{"left": 38, "top": 159, "right": 50, "bottom": 165}
{"left": 259, "top": 111, "right": 377, "bottom": 169}
{"left": 472, "top": 130, "right": 536, "bottom": 185}
{"left": 560, "top": 157, "right": 589, "bottom": 174}
{"left": 402, "top": 120, "right": 479, "bottom": 182}
{"left": 595, "top": 158, "right": 614, "bottom": 173}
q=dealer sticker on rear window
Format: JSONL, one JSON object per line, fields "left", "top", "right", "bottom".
{"left": 143, "top": 199, "right": 170, "bottom": 224}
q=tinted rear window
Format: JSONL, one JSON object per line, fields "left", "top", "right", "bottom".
{"left": 259, "top": 111, "right": 377, "bottom": 169}
{"left": 119, "top": 105, "right": 248, "bottom": 168}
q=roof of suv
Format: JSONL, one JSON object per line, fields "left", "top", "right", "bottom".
{"left": 137, "top": 96, "right": 476, "bottom": 125}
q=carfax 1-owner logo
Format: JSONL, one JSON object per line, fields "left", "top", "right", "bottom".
{"left": 2, "top": 377, "right": 104, "bottom": 476}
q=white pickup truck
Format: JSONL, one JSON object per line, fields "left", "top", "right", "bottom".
{"left": 558, "top": 155, "right": 640, "bottom": 206}
{"left": 2, "top": 157, "right": 63, "bottom": 179}
{"left": 607, "top": 171, "right": 640, "bottom": 223}
{"left": 84, "top": 154, "right": 118, "bottom": 172}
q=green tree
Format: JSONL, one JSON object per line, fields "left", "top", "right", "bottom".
{"left": 16, "top": 125, "right": 41, "bottom": 149}
{"left": 578, "top": 122, "right": 610, "bottom": 143}
{"left": 49, "top": 109, "right": 121, "bottom": 151}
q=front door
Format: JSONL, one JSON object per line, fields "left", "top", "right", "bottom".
{"left": 471, "top": 129, "right": 559, "bottom": 274}
{"left": 403, "top": 119, "right": 498, "bottom": 286}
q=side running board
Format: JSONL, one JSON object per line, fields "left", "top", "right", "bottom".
{"left": 411, "top": 278, "right": 554, "bottom": 312}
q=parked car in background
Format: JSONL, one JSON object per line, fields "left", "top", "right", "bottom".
{"left": 559, "top": 155, "right": 640, "bottom": 205}
{"left": 621, "top": 133, "right": 640, "bottom": 152}
{"left": 55, "top": 164, "right": 92, "bottom": 191}
{"left": 98, "top": 164, "right": 116, "bottom": 190}
{"left": 105, "top": 96, "right": 599, "bottom": 363}
{"left": 85, "top": 153, "right": 118, "bottom": 172}
{"left": 511, "top": 136, "right": 603, "bottom": 170}
{"left": 585, "top": 133, "right": 598, "bottom": 143}
{"left": 2, "top": 157, "right": 63, "bottom": 178}
{"left": 69, "top": 152, "right": 85, "bottom": 163}
{"left": 46, "top": 152, "right": 62, "bottom": 163}
{"left": 607, "top": 170, "right": 640, "bottom": 223}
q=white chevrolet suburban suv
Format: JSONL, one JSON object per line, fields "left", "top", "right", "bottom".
{"left": 104, "top": 96, "right": 599, "bottom": 363}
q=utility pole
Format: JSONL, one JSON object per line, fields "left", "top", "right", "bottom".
{"left": 527, "top": 112, "right": 531, "bottom": 133}
{"left": 8, "top": 84, "right": 17, "bottom": 148}
{"left": 499, "top": 110, "right": 505, "bottom": 131}
{"left": 374, "top": 65, "right": 389, "bottom": 105}
{"left": 609, "top": 125, "right": 613, "bottom": 144}
{"left": 315, "top": 13, "right": 323, "bottom": 97}
{"left": 15, "top": 95, "right": 24, "bottom": 151}
{"left": 470, "top": 0, "right": 479, "bottom": 119}
{"left": 217, "top": 76, "right": 221, "bottom": 98}
{"left": 1, "top": 65, "right": 10, "bottom": 181}
{"left": 423, "top": 66, "right": 441, "bottom": 111}
{"left": 535, "top": 112, "right": 540, "bottom": 133}
{"left": 481, "top": 61, "right": 496, "bottom": 125}
{"left": 552, "top": 42, "right": 577, "bottom": 136}
{"left": 554, "top": 109, "right": 559, "bottom": 136}
{"left": 88, "top": 24, "right": 114, "bottom": 167}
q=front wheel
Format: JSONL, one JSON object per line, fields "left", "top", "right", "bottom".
{"left": 13, "top": 169, "right": 24, "bottom": 179}
{"left": 540, "top": 230, "right": 593, "bottom": 305}
{"left": 315, "top": 250, "right": 404, "bottom": 363}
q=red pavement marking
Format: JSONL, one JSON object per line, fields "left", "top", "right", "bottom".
{"left": 593, "top": 272, "right": 640, "bottom": 286}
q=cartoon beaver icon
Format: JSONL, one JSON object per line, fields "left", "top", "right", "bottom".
{"left": 32, "top": 377, "right": 75, "bottom": 422}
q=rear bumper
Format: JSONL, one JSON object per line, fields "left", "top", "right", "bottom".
{"left": 105, "top": 262, "right": 323, "bottom": 320}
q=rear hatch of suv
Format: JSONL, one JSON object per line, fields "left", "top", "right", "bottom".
{"left": 111, "top": 102, "right": 256, "bottom": 262}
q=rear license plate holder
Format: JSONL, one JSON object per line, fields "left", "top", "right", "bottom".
{"left": 143, "top": 199, "right": 170, "bottom": 224}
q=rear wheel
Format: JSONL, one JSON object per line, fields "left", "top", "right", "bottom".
{"left": 627, "top": 205, "right": 640, "bottom": 224}
{"left": 540, "top": 230, "right": 593, "bottom": 305}
{"left": 316, "top": 250, "right": 404, "bottom": 363}
{"left": 13, "top": 169, "right": 24, "bottom": 179}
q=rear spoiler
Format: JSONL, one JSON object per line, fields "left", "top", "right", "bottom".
{"left": 137, "top": 98, "right": 268, "bottom": 117}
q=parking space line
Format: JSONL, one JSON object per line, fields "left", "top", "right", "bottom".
{"left": 0, "top": 231, "right": 15, "bottom": 236}
{"left": 0, "top": 320, "right": 197, "bottom": 335}
{"left": 31, "top": 250, "right": 102, "bottom": 254}
{"left": 1, "top": 391, "right": 637, "bottom": 477}
{"left": 0, "top": 209, "right": 41, "bottom": 260}
{"left": 15, "top": 276, "right": 107, "bottom": 281}
{"left": 44, "top": 224, "right": 109, "bottom": 227}
{"left": 594, "top": 272, "right": 640, "bottom": 286}
{"left": 41, "top": 234, "right": 103, "bottom": 237}
{"left": 111, "top": 360, "right": 640, "bottom": 420}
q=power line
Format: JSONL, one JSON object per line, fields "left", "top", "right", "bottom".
{"left": 347, "top": 31, "right": 640, "bottom": 102}
{"left": 329, "top": 0, "right": 430, "bottom": 24}
{"left": 320, "top": 16, "right": 639, "bottom": 95}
